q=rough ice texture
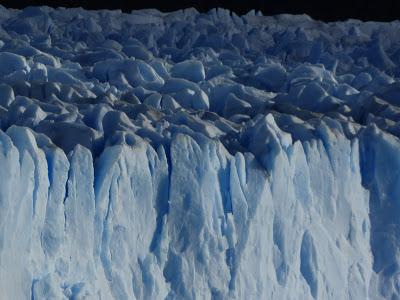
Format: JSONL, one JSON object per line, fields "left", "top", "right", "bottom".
{"left": 0, "top": 5, "right": 399, "bottom": 299}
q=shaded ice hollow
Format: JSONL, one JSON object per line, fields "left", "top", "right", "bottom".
{"left": 0, "top": 5, "right": 399, "bottom": 299}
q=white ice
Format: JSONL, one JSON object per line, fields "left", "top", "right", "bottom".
{"left": 0, "top": 5, "right": 398, "bottom": 300}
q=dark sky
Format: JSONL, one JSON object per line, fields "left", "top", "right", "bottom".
{"left": 2, "top": 0, "right": 400, "bottom": 22}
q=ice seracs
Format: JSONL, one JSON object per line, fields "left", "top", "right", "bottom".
{"left": 0, "top": 5, "right": 398, "bottom": 299}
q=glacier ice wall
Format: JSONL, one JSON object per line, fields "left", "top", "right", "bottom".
{"left": 0, "top": 5, "right": 399, "bottom": 299}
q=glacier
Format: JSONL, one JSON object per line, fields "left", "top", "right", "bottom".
{"left": 0, "top": 5, "right": 399, "bottom": 299}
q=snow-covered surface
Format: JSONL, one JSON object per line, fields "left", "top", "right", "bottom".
{"left": 0, "top": 5, "right": 399, "bottom": 299}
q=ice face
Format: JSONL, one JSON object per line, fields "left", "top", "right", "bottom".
{"left": 0, "top": 5, "right": 399, "bottom": 299}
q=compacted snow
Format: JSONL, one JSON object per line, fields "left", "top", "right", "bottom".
{"left": 0, "top": 5, "right": 399, "bottom": 299}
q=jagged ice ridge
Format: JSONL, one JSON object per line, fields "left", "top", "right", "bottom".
{"left": 0, "top": 5, "right": 399, "bottom": 300}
